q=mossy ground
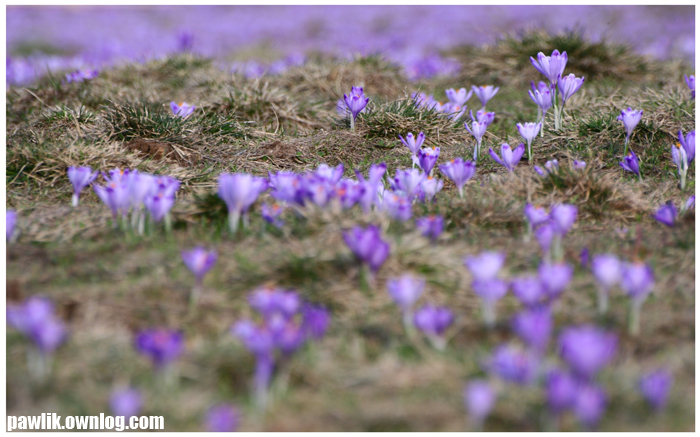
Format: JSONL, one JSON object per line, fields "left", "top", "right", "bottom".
{"left": 6, "top": 30, "right": 695, "bottom": 431}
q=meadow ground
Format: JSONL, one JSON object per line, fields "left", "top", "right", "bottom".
{"left": 6, "top": 31, "right": 695, "bottom": 431}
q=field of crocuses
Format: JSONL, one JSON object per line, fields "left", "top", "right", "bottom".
{"left": 6, "top": 5, "right": 695, "bottom": 432}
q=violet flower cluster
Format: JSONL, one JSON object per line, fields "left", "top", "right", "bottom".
{"left": 91, "top": 168, "right": 180, "bottom": 233}
{"left": 524, "top": 203, "right": 578, "bottom": 262}
{"left": 232, "top": 287, "right": 330, "bottom": 410}
{"left": 530, "top": 50, "right": 584, "bottom": 131}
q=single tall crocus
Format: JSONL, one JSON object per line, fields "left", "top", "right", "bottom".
{"left": 591, "top": 254, "right": 622, "bottom": 314}
{"left": 558, "top": 325, "right": 617, "bottom": 380}
{"left": 217, "top": 173, "right": 267, "bottom": 234}
{"left": 67, "top": 166, "right": 98, "bottom": 207}
{"left": 438, "top": 158, "right": 476, "bottom": 198}
{"left": 399, "top": 132, "right": 425, "bottom": 162}
{"left": 7, "top": 296, "right": 67, "bottom": 380}
{"left": 343, "top": 225, "right": 390, "bottom": 277}
{"left": 620, "top": 262, "right": 655, "bottom": 336}
{"left": 205, "top": 404, "right": 240, "bottom": 432}
{"left": 413, "top": 305, "right": 454, "bottom": 350}
{"left": 446, "top": 87, "right": 472, "bottom": 107}
{"left": 343, "top": 86, "right": 369, "bottom": 131}
{"left": 523, "top": 203, "right": 549, "bottom": 239}
{"left": 556, "top": 73, "right": 585, "bottom": 125}
{"left": 530, "top": 50, "right": 568, "bottom": 129}
{"left": 7, "top": 210, "right": 17, "bottom": 241}
{"left": 464, "top": 380, "right": 495, "bottom": 431}
{"left": 511, "top": 275, "right": 546, "bottom": 308}
{"left": 110, "top": 387, "right": 143, "bottom": 419}
{"left": 471, "top": 85, "right": 499, "bottom": 109}
{"left": 182, "top": 247, "right": 217, "bottom": 307}
{"left": 573, "top": 384, "right": 607, "bottom": 430}
{"left": 170, "top": 101, "right": 196, "bottom": 118}
{"left": 618, "top": 107, "right": 643, "bottom": 156}
{"left": 529, "top": 87, "right": 553, "bottom": 137}
{"left": 619, "top": 149, "right": 642, "bottom": 181}
{"left": 464, "top": 120, "right": 489, "bottom": 163}
{"left": 685, "top": 74, "right": 695, "bottom": 98}
{"left": 387, "top": 273, "right": 425, "bottom": 334}
{"left": 487, "top": 344, "right": 539, "bottom": 385}
{"left": 639, "top": 369, "right": 673, "bottom": 412}
{"left": 489, "top": 143, "right": 525, "bottom": 172}
{"left": 416, "top": 214, "right": 444, "bottom": 242}
{"left": 539, "top": 262, "right": 573, "bottom": 303}
{"left": 671, "top": 141, "right": 690, "bottom": 190}
{"left": 517, "top": 122, "right": 542, "bottom": 163}
{"left": 511, "top": 306, "right": 552, "bottom": 354}
{"left": 652, "top": 201, "right": 678, "bottom": 227}
{"left": 135, "top": 329, "right": 185, "bottom": 373}
{"left": 414, "top": 147, "right": 440, "bottom": 176}
{"left": 465, "top": 251, "right": 507, "bottom": 327}
{"left": 678, "top": 129, "right": 695, "bottom": 164}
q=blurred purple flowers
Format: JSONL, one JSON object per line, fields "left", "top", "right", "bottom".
{"left": 7, "top": 209, "right": 17, "bottom": 241}
{"left": 464, "top": 380, "right": 495, "bottom": 428}
{"left": 135, "top": 329, "right": 185, "bottom": 370}
{"left": 652, "top": 201, "right": 678, "bottom": 227}
{"left": 343, "top": 224, "right": 390, "bottom": 274}
{"left": 205, "top": 404, "right": 240, "bottom": 432}
{"left": 414, "top": 304, "right": 454, "bottom": 350}
{"left": 558, "top": 325, "right": 617, "bottom": 380}
{"left": 416, "top": 214, "right": 444, "bottom": 242}
{"left": 170, "top": 101, "right": 196, "bottom": 118}
{"left": 110, "top": 387, "right": 143, "bottom": 419}
{"left": 65, "top": 69, "right": 98, "bottom": 83}
{"left": 217, "top": 173, "right": 267, "bottom": 234}
{"left": 489, "top": 143, "right": 525, "bottom": 172}
{"left": 685, "top": 74, "right": 695, "bottom": 98}
{"left": 471, "top": 85, "right": 499, "bottom": 109}
{"left": 439, "top": 158, "right": 476, "bottom": 198}
{"left": 67, "top": 166, "right": 98, "bottom": 207}
{"left": 639, "top": 369, "right": 673, "bottom": 411}
{"left": 7, "top": 296, "right": 67, "bottom": 369}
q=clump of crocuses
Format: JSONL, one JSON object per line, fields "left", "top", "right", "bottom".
{"left": 217, "top": 172, "right": 267, "bottom": 234}
{"left": 530, "top": 50, "right": 583, "bottom": 130}
{"left": 7, "top": 296, "right": 67, "bottom": 380}
{"left": 232, "top": 287, "right": 330, "bottom": 410}
{"left": 343, "top": 224, "right": 390, "bottom": 283}
{"left": 343, "top": 86, "right": 369, "bottom": 131}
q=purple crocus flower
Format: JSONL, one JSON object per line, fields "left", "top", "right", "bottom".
{"left": 487, "top": 344, "right": 539, "bottom": 385}
{"left": 652, "top": 201, "right": 678, "bottom": 227}
{"left": 489, "top": 143, "right": 525, "bottom": 172}
{"left": 511, "top": 306, "right": 552, "bottom": 353}
{"left": 419, "top": 176, "right": 443, "bottom": 202}
{"left": 558, "top": 325, "right": 617, "bottom": 380}
{"left": 248, "top": 287, "right": 300, "bottom": 319}
{"left": 464, "top": 380, "right": 495, "bottom": 428}
{"left": 94, "top": 178, "right": 130, "bottom": 221}
{"left": 343, "top": 225, "right": 390, "bottom": 273}
{"left": 470, "top": 109, "right": 495, "bottom": 125}
{"left": 182, "top": 247, "right": 217, "bottom": 289}
{"left": 529, "top": 88, "right": 553, "bottom": 135}
{"left": 573, "top": 384, "right": 607, "bottom": 430}
{"left": 398, "top": 132, "right": 425, "bottom": 157}
{"left": 678, "top": 129, "right": 695, "bottom": 163}
{"left": 261, "top": 202, "right": 285, "bottom": 228}
{"left": 538, "top": 262, "right": 573, "bottom": 301}
{"left": 530, "top": 50, "right": 568, "bottom": 86}
{"left": 464, "top": 251, "right": 505, "bottom": 282}
{"left": 7, "top": 296, "right": 67, "bottom": 355}
{"left": 685, "top": 74, "right": 695, "bottom": 98}
{"left": 620, "top": 261, "right": 655, "bottom": 335}
{"left": 65, "top": 69, "right": 99, "bottom": 83}
{"left": 557, "top": 73, "right": 585, "bottom": 105}
{"left": 472, "top": 278, "right": 509, "bottom": 327}
{"left": 382, "top": 193, "right": 413, "bottom": 221}
{"left": 387, "top": 273, "right": 425, "bottom": 323}
{"left": 231, "top": 320, "right": 275, "bottom": 409}
{"left": 591, "top": 254, "right": 622, "bottom": 314}
{"left": 511, "top": 275, "right": 546, "bottom": 308}
{"left": 618, "top": 107, "right": 643, "bottom": 156}
{"left": 170, "top": 101, "right": 196, "bottom": 118}
{"left": 7, "top": 210, "right": 17, "bottom": 241}
{"left": 110, "top": 388, "right": 142, "bottom": 419}
{"left": 314, "top": 163, "right": 344, "bottom": 185}
{"left": 683, "top": 195, "right": 695, "bottom": 212}
{"left": 619, "top": 149, "right": 642, "bottom": 179}
{"left": 471, "top": 85, "right": 499, "bottom": 108}
{"left": 546, "top": 369, "right": 578, "bottom": 414}
{"left": 143, "top": 193, "right": 175, "bottom": 223}
{"left": 135, "top": 329, "right": 185, "bottom": 369}
{"left": 301, "top": 303, "right": 331, "bottom": 340}
{"left": 343, "top": 86, "right": 369, "bottom": 130}
{"left": 639, "top": 369, "right": 673, "bottom": 411}
{"left": 524, "top": 203, "right": 549, "bottom": 231}
{"left": 464, "top": 120, "right": 489, "bottom": 162}
{"left": 671, "top": 142, "right": 690, "bottom": 189}
{"left": 205, "top": 404, "right": 239, "bottom": 432}
{"left": 217, "top": 173, "right": 267, "bottom": 233}
{"left": 534, "top": 221, "right": 555, "bottom": 256}
{"left": 550, "top": 204, "right": 577, "bottom": 237}
{"left": 414, "top": 305, "right": 454, "bottom": 350}
{"left": 438, "top": 158, "right": 476, "bottom": 198}
{"left": 573, "top": 160, "right": 587, "bottom": 169}
{"left": 445, "top": 87, "right": 472, "bottom": 107}
{"left": 416, "top": 214, "right": 444, "bottom": 242}
{"left": 516, "top": 122, "right": 542, "bottom": 162}
{"left": 392, "top": 168, "right": 426, "bottom": 200}
{"left": 67, "top": 166, "right": 98, "bottom": 207}
{"left": 413, "top": 147, "right": 440, "bottom": 175}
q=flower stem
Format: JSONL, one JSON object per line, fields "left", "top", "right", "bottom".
{"left": 228, "top": 210, "right": 240, "bottom": 235}
{"left": 482, "top": 301, "right": 496, "bottom": 329}
{"left": 254, "top": 354, "right": 274, "bottom": 412}
{"left": 350, "top": 116, "right": 355, "bottom": 132}
{"left": 597, "top": 287, "right": 609, "bottom": 315}
{"left": 628, "top": 298, "right": 644, "bottom": 336}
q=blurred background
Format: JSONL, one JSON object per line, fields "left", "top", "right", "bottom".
{"left": 7, "top": 5, "right": 695, "bottom": 86}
